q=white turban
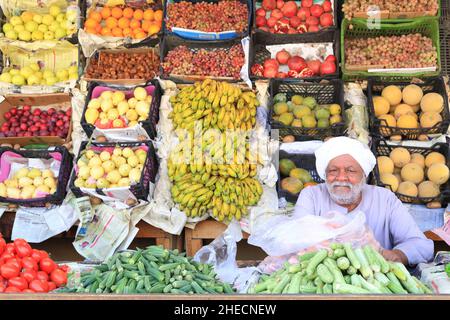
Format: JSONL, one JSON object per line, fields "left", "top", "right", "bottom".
{"left": 315, "top": 137, "right": 376, "bottom": 180}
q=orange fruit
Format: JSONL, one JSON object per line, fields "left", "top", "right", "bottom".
{"left": 129, "top": 19, "right": 141, "bottom": 29}
{"left": 141, "top": 20, "right": 151, "bottom": 32}
{"left": 122, "top": 27, "right": 132, "bottom": 37}
{"left": 111, "top": 7, "right": 123, "bottom": 19}
{"left": 85, "top": 27, "right": 98, "bottom": 34}
{"left": 101, "top": 27, "right": 112, "bottom": 36}
{"left": 100, "top": 6, "right": 111, "bottom": 19}
{"left": 143, "top": 9, "right": 154, "bottom": 21}
{"left": 112, "top": 27, "right": 123, "bottom": 37}
{"left": 154, "top": 10, "right": 163, "bottom": 21}
{"left": 133, "top": 9, "right": 144, "bottom": 21}
{"left": 132, "top": 27, "right": 144, "bottom": 35}
{"left": 134, "top": 31, "right": 147, "bottom": 39}
{"left": 122, "top": 7, "right": 134, "bottom": 19}
{"left": 118, "top": 17, "right": 130, "bottom": 29}
{"left": 89, "top": 11, "right": 102, "bottom": 22}
{"left": 95, "top": 24, "right": 102, "bottom": 33}
{"left": 84, "top": 18, "right": 98, "bottom": 29}
{"left": 148, "top": 22, "right": 161, "bottom": 35}
{"left": 105, "top": 17, "right": 118, "bottom": 29}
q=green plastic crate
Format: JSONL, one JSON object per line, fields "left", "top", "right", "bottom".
{"left": 341, "top": 18, "right": 441, "bottom": 81}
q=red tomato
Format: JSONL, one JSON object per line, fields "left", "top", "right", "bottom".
{"left": 4, "top": 286, "right": 21, "bottom": 293}
{"left": 50, "top": 269, "right": 67, "bottom": 287}
{"left": 13, "top": 238, "right": 28, "bottom": 247}
{"left": 22, "top": 289, "right": 35, "bottom": 293}
{"left": 36, "top": 271, "right": 49, "bottom": 281}
{"left": 15, "top": 244, "right": 32, "bottom": 258}
{"left": 20, "top": 269, "right": 37, "bottom": 283}
{"left": 0, "top": 284, "right": 5, "bottom": 293}
{"left": 40, "top": 257, "right": 57, "bottom": 274}
{"left": 59, "top": 264, "right": 70, "bottom": 273}
{"left": 38, "top": 250, "right": 49, "bottom": 260}
{"left": 29, "top": 279, "right": 48, "bottom": 293}
{"left": 5, "top": 243, "right": 15, "bottom": 254}
{"left": 31, "top": 249, "right": 42, "bottom": 263}
{"left": 6, "top": 258, "right": 22, "bottom": 270}
{"left": 47, "top": 281, "right": 57, "bottom": 291}
{"left": 0, "top": 264, "right": 20, "bottom": 279}
{"left": 0, "top": 237, "right": 6, "bottom": 256}
{"left": 8, "top": 277, "right": 28, "bottom": 291}
{"left": 21, "top": 257, "right": 38, "bottom": 271}
{"left": 1, "top": 252, "right": 15, "bottom": 261}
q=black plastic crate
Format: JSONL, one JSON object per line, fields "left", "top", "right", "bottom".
{"left": 367, "top": 77, "right": 450, "bottom": 140}
{"left": 69, "top": 140, "right": 158, "bottom": 201}
{"left": 440, "top": 21, "right": 450, "bottom": 76}
{"left": 80, "top": 80, "right": 161, "bottom": 139}
{"left": 163, "top": 0, "right": 252, "bottom": 40}
{"left": 371, "top": 138, "right": 450, "bottom": 205}
{"left": 160, "top": 35, "right": 244, "bottom": 82}
{"left": 0, "top": 146, "right": 73, "bottom": 207}
{"left": 252, "top": 0, "right": 338, "bottom": 39}
{"left": 269, "top": 79, "right": 346, "bottom": 141}
{"left": 249, "top": 29, "right": 340, "bottom": 80}
{"left": 278, "top": 150, "right": 323, "bottom": 203}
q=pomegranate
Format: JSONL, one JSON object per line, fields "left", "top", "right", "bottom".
{"left": 301, "top": 0, "right": 313, "bottom": 8}
{"left": 259, "top": 26, "right": 270, "bottom": 32}
{"left": 276, "top": 49, "right": 291, "bottom": 64}
{"left": 274, "top": 18, "right": 290, "bottom": 33}
{"left": 287, "top": 28, "right": 297, "bottom": 34}
{"left": 299, "top": 68, "right": 315, "bottom": 77}
{"left": 308, "top": 25, "right": 319, "bottom": 32}
{"left": 287, "top": 56, "right": 307, "bottom": 72}
{"left": 322, "top": 0, "right": 332, "bottom": 12}
{"left": 325, "top": 55, "right": 336, "bottom": 62}
{"left": 289, "top": 16, "right": 302, "bottom": 28}
{"left": 281, "top": 1, "right": 298, "bottom": 18}
{"left": 270, "top": 9, "right": 283, "bottom": 20}
{"left": 287, "top": 70, "right": 299, "bottom": 78}
{"left": 306, "top": 16, "right": 319, "bottom": 26}
{"left": 310, "top": 4, "right": 324, "bottom": 17}
{"left": 307, "top": 60, "right": 322, "bottom": 75}
{"left": 297, "top": 24, "right": 308, "bottom": 33}
{"left": 262, "top": 0, "right": 276, "bottom": 11}
{"left": 320, "top": 60, "right": 336, "bottom": 75}
{"left": 263, "top": 66, "right": 278, "bottom": 78}
{"left": 297, "top": 7, "right": 310, "bottom": 20}
{"left": 267, "top": 17, "right": 278, "bottom": 27}
{"left": 320, "top": 13, "right": 333, "bottom": 27}
{"left": 263, "top": 59, "right": 279, "bottom": 70}
{"left": 276, "top": 72, "right": 288, "bottom": 78}
{"left": 276, "top": 0, "right": 284, "bottom": 9}
{"left": 256, "top": 8, "right": 266, "bottom": 17}
{"left": 256, "top": 16, "right": 267, "bottom": 27}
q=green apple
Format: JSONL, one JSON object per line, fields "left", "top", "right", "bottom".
{"left": 43, "top": 30, "right": 54, "bottom": 40}
{"left": 38, "top": 24, "right": 48, "bottom": 33}
{"left": 5, "top": 30, "right": 18, "bottom": 40}
{"left": 14, "top": 25, "right": 25, "bottom": 33}
{"left": 56, "top": 69, "right": 68, "bottom": 81}
{"left": 46, "top": 76, "right": 58, "bottom": 85}
{"left": 3, "top": 23, "right": 13, "bottom": 33}
{"left": 42, "top": 14, "right": 54, "bottom": 26}
{"left": 48, "top": 21, "right": 60, "bottom": 32}
{"left": 18, "top": 30, "right": 31, "bottom": 41}
{"left": 11, "top": 74, "right": 26, "bottom": 85}
{"left": 28, "top": 63, "right": 40, "bottom": 72}
{"left": 27, "top": 74, "right": 40, "bottom": 85}
{"left": 9, "top": 16, "right": 23, "bottom": 26}
{"left": 25, "top": 21, "right": 39, "bottom": 33}
{"left": 49, "top": 5, "right": 61, "bottom": 17}
{"left": 20, "top": 66, "right": 33, "bottom": 78}
{"left": 54, "top": 27, "right": 66, "bottom": 39}
{"left": 33, "top": 14, "right": 43, "bottom": 24}
{"left": 31, "top": 30, "right": 44, "bottom": 40}
{"left": 42, "top": 69, "right": 54, "bottom": 79}
{"left": 0, "top": 73, "right": 12, "bottom": 83}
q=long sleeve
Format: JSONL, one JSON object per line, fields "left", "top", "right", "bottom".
{"left": 388, "top": 197, "right": 434, "bottom": 265}
{"left": 293, "top": 186, "right": 317, "bottom": 219}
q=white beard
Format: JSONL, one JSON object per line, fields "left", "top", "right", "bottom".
{"left": 326, "top": 178, "right": 365, "bottom": 205}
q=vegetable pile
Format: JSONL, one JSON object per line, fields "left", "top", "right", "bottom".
{"left": 0, "top": 234, "right": 68, "bottom": 293}
{"left": 249, "top": 242, "right": 432, "bottom": 294}
{"left": 71, "top": 245, "right": 234, "bottom": 294}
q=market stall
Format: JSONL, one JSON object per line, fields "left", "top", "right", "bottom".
{"left": 0, "top": 0, "right": 449, "bottom": 298}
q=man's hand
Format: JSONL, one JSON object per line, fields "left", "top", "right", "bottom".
{"left": 381, "top": 249, "right": 409, "bottom": 265}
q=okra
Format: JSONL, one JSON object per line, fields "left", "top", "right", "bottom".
{"left": 299, "top": 285, "right": 317, "bottom": 294}
{"left": 354, "top": 248, "right": 373, "bottom": 279}
{"left": 306, "top": 249, "right": 328, "bottom": 277}
{"left": 372, "top": 249, "right": 390, "bottom": 273}
{"left": 323, "top": 258, "right": 345, "bottom": 284}
{"left": 333, "top": 283, "right": 371, "bottom": 294}
{"left": 317, "top": 264, "right": 334, "bottom": 284}
{"left": 163, "top": 284, "right": 173, "bottom": 293}
{"left": 191, "top": 281, "right": 206, "bottom": 294}
{"left": 149, "top": 283, "right": 166, "bottom": 293}
{"left": 343, "top": 243, "right": 361, "bottom": 270}
{"left": 273, "top": 274, "right": 291, "bottom": 294}
{"left": 363, "top": 245, "right": 381, "bottom": 273}
{"left": 387, "top": 281, "right": 408, "bottom": 294}
{"left": 287, "top": 273, "right": 302, "bottom": 294}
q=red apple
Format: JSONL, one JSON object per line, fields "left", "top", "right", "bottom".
{"left": 276, "top": 49, "right": 291, "bottom": 64}
{"left": 289, "top": 16, "right": 302, "bottom": 28}
{"left": 256, "top": 16, "right": 267, "bottom": 27}
{"left": 322, "top": 0, "right": 332, "bottom": 12}
{"left": 281, "top": 1, "right": 298, "bottom": 18}
{"left": 301, "top": 0, "right": 313, "bottom": 8}
{"left": 288, "top": 56, "right": 307, "bottom": 72}
{"left": 306, "top": 16, "right": 319, "bottom": 26}
{"left": 271, "top": 8, "right": 283, "bottom": 20}
{"left": 256, "top": 8, "right": 266, "bottom": 17}
{"left": 307, "top": 60, "right": 322, "bottom": 75}
{"left": 10, "top": 108, "right": 17, "bottom": 115}
{"left": 4, "top": 112, "right": 11, "bottom": 120}
{"left": 262, "top": 0, "right": 276, "bottom": 11}
{"left": 264, "top": 59, "right": 279, "bottom": 69}
{"left": 320, "top": 13, "right": 333, "bottom": 27}
{"left": 310, "top": 4, "right": 324, "bottom": 17}
{"left": 267, "top": 16, "right": 278, "bottom": 27}
{"left": 23, "top": 105, "right": 31, "bottom": 111}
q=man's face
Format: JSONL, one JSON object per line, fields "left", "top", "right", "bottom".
{"left": 325, "top": 154, "right": 365, "bottom": 205}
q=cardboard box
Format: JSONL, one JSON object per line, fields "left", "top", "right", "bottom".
{"left": 0, "top": 93, "right": 73, "bottom": 147}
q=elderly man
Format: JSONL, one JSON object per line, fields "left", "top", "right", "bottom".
{"left": 293, "top": 136, "right": 434, "bottom": 266}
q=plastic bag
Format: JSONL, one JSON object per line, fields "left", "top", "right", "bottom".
{"left": 249, "top": 211, "right": 380, "bottom": 273}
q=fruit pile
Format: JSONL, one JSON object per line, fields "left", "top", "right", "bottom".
{"left": 2, "top": 5, "right": 77, "bottom": 41}
{"left": 0, "top": 234, "right": 68, "bottom": 293}
{"left": 256, "top": 0, "right": 334, "bottom": 34}
{"left": 166, "top": 0, "right": 248, "bottom": 33}
{"left": 73, "top": 146, "right": 147, "bottom": 189}
{"left": 342, "top": 0, "right": 439, "bottom": 20}
{"left": 84, "top": 6, "right": 162, "bottom": 39}
{"left": 0, "top": 105, "right": 71, "bottom": 138}
{"left": 85, "top": 87, "right": 152, "bottom": 130}
{"left": 252, "top": 50, "right": 337, "bottom": 78}
{"left": 167, "top": 80, "right": 263, "bottom": 221}
{"left": 279, "top": 158, "right": 317, "bottom": 196}
{"left": 272, "top": 93, "right": 342, "bottom": 128}
{"left": 162, "top": 44, "right": 244, "bottom": 79}
{"left": 0, "top": 63, "right": 78, "bottom": 86}
{"left": 0, "top": 167, "right": 58, "bottom": 200}
{"left": 377, "top": 148, "right": 449, "bottom": 200}
{"left": 372, "top": 84, "right": 445, "bottom": 138}
{"left": 84, "top": 50, "right": 159, "bottom": 80}
{"left": 345, "top": 34, "right": 438, "bottom": 69}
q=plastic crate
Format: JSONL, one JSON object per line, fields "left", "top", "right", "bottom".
{"left": 249, "top": 29, "right": 340, "bottom": 81}
{"left": 440, "top": 21, "right": 450, "bottom": 76}
{"left": 341, "top": 18, "right": 441, "bottom": 81}
{"left": 252, "top": 0, "right": 338, "bottom": 40}
{"left": 278, "top": 150, "right": 323, "bottom": 203}
{"left": 80, "top": 80, "right": 161, "bottom": 139}
{"left": 0, "top": 146, "right": 73, "bottom": 207}
{"left": 269, "top": 79, "right": 346, "bottom": 141}
{"left": 69, "top": 140, "right": 158, "bottom": 201}
{"left": 367, "top": 77, "right": 450, "bottom": 140}
{"left": 163, "top": 0, "right": 252, "bottom": 40}
{"left": 160, "top": 35, "right": 244, "bottom": 82}
{"left": 371, "top": 139, "right": 450, "bottom": 205}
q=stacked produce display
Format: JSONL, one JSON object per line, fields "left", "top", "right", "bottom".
{"left": 0, "top": 0, "right": 447, "bottom": 297}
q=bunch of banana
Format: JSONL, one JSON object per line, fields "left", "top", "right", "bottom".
{"left": 168, "top": 79, "right": 259, "bottom": 132}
